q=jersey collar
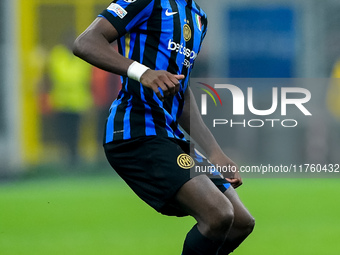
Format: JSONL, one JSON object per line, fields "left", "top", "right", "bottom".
{"left": 176, "top": 0, "right": 192, "bottom": 8}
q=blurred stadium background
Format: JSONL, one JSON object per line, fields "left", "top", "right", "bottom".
{"left": 1, "top": 0, "right": 340, "bottom": 254}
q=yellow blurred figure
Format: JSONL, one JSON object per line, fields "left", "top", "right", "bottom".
{"left": 49, "top": 44, "right": 92, "bottom": 113}
{"left": 44, "top": 43, "right": 92, "bottom": 166}
{"left": 327, "top": 60, "right": 340, "bottom": 119}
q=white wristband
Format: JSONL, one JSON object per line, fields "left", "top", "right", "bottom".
{"left": 127, "top": 61, "right": 150, "bottom": 82}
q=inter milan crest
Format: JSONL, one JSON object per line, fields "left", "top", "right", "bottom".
{"left": 183, "top": 24, "right": 192, "bottom": 42}
{"left": 177, "top": 153, "right": 195, "bottom": 169}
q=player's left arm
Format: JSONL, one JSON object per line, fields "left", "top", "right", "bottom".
{"left": 178, "top": 87, "right": 242, "bottom": 188}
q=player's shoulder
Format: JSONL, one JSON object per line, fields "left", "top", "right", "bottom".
{"left": 191, "top": 0, "right": 207, "bottom": 19}
{"left": 113, "top": 0, "right": 153, "bottom": 3}
{"left": 103, "top": 0, "right": 155, "bottom": 19}
{"left": 111, "top": 0, "right": 155, "bottom": 7}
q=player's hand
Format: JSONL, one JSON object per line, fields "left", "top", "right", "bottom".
{"left": 209, "top": 152, "right": 243, "bottom": 189}
{"left": 140, "top": 70, "right": 185, "bottom": 100}
{"left": 225, "top": 170, "right": 243, "bottom": 189}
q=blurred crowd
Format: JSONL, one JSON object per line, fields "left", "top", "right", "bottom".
{"left": 37, "top": 34, "right": 121, "bottom": 168}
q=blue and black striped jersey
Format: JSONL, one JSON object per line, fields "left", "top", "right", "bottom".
{"left": 100, "top": 0, "right": 207, "bottom": 143}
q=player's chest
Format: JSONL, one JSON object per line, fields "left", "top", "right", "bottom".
{"left": 145, "top": 1, "right": 204, "bottom": 46}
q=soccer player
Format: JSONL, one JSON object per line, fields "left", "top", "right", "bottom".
{"left": 73, "top": 0, "right": 255, "bottom": 254}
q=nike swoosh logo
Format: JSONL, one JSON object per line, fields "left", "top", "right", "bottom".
{"left": 165, "top": 9, "right": 178, "bottom": 16}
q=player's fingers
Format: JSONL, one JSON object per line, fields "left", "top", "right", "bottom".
{"left": 174, "top": 74, "right": 185, "bottom": 80}
{"left": 160, "top": 73, "right": 178, "bottom": 95}
{"left": 164, "top": 79, "right": 176, "bottom": 95}
{"left": 158, "top": 82, "right": 171, "bottom": 97}
{"left": 226, "top": 178, "right": 243, "bottom": 189}
{"left": 154, "top": 89, "right": 164, "bottom": 101}
{"left": 233, "top": 181, "right": 243, "bottom": 189}
{"left": 153, "top": 81, "right": 169, "bottom": 100}
{"left": 169, "top": 75, "right": 184, "bottom": 93}
{"left": 226, "top": 178, "right": 238, "bottom": 183}
{"left": 226, "top": 178, "right": 242, "bottom": 184}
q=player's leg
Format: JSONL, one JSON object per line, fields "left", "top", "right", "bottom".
{"left": 217, "top": 186, "right": 255, "bottom": 254}
{"left": 174, "top": 174, "right": 235, "bottom": 254}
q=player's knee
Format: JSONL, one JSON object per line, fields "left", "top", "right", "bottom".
{"left": 204, "top": 207, "right": 234, "bottom": 241}
{"left": 240, "top": 214, "right": 255, "bottom": 237}
{"left": 247, "top": 216, "right": 255, "bottom": 234}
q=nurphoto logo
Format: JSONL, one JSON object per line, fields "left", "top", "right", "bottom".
{"left": 197, "top": 82, "right": 312, "bottom": 128}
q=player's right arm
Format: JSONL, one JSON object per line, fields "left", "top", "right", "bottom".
{"left": 73, "top": 17, "right": 183, "bottom": 100}
{"left": 73, "top": 17, "right": 131, "bottom": 78}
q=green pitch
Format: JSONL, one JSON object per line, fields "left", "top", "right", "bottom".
{"left": 0, "top": 174, "right": 339, "bottom": 255}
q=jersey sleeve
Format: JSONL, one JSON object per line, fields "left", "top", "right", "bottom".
{"left": 202, "top": 16, "right": 208, "bottom": 40}
{"left": 99, "top": 0, "right": 154, "bottom": 36}
{"left": 197, "top": 14, "right": 208, "bottom": 54}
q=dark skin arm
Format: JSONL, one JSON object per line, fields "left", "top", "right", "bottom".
{"left": 179, "top": 87, "right": 242, "bottom": 188}
{"left": 73, "top": 17, "right": 184, "bottom": 100}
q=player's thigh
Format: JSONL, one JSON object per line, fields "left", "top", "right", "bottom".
{"left": 223, "top": 186, "right": 255, "bottom": 228}
{"left": 174, "top": 174, "right": 234, "bottom": 224}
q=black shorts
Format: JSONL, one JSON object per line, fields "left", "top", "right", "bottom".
{"left": 104, "top": 136, "right": 230, "bottom": 217}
